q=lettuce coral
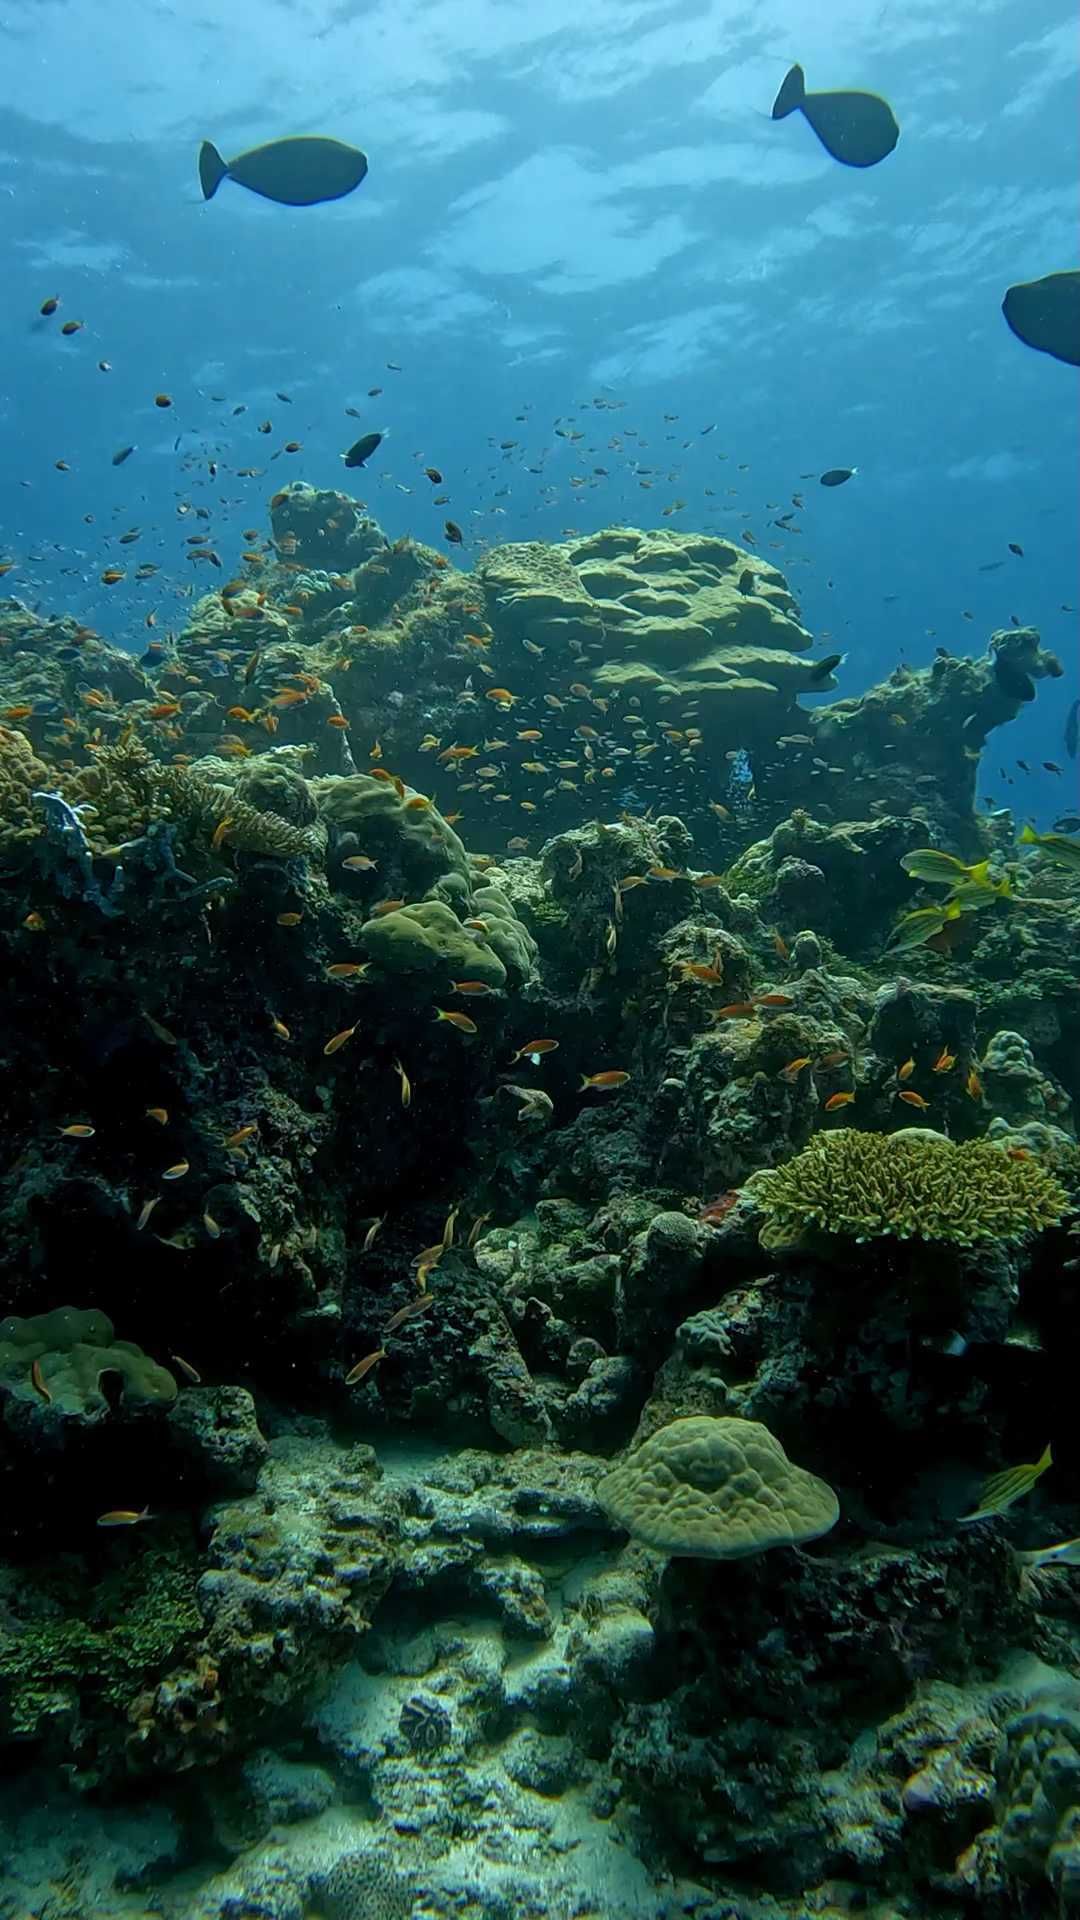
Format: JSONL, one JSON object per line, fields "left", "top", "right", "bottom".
{"left": 745, "top": 1127, "right": 1067, "bottom": 1251}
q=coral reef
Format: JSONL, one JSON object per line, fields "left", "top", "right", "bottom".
{"left": 0, "top": 494, "right": 1077, "bottom": 1920}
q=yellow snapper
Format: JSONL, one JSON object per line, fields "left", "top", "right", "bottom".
{"left": 959, "top": 1444, "right": 1052, "bottom": 1524}
{"left": 884, "top": 902, "right": 962, "bottom": 952}
{"left": 1019, "top": 824, "right": 1080, "bottom": 872}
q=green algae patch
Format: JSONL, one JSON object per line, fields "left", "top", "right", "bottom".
{"left": 0, "top": 1544, "right": 202, "bottom": 1742}
{"left": 746, "top": 1127, "right": 1067, "bottom": 1251}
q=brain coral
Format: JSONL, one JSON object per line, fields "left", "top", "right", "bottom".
{"left": 598, "top": 1415, "right": 839, "bottom": 1560}
{"left": 745, "top": 1127, "right": 1067, "bottom": 1251}
{"left": 317, "top": 1848, "right": 411, "bottom": 1920}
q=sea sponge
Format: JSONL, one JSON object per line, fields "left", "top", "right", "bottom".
{"left": 360, "top": 898, "right": 508, "bottom": 986}
{"left": 745, "top": 1127, "right": 1067, "bottom": 1251}
{"left": 0, "top": 1305, "right": 177, "bottom": 1425}
{"left": 598, "top": 1415, "right": 839, "bottom": 1560}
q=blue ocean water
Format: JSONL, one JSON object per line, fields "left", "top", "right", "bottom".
{"left": 0, "top": 0, "right": 1076, "bottom": 817}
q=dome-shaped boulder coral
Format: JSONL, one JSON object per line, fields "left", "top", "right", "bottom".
{"left": 0, "top": 1305, "right": 176, "bottom": 1438}
{"left": 479, "top": 526, "right": 835, "bottom": 754}
{"left": 314, "top": 772, "right": 469, "bottom": 892}
{"left": 597, "top": 1414, "right": 839, "bottom": 1560}
{"left": 359, "top": 897, "right": 508, "bottom": 987}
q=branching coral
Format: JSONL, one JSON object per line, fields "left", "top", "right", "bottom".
{"left": 65, "top": 735, "right": 326, "bottom": 861}
{"left": 745, "top": 1127, "right": 1067, "bottom": 1251}
{"left": 153, "top": 762, "right": 326, "bottom": 859}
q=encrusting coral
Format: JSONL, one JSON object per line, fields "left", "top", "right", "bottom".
{"left": 745, "top": 1126, "right": 1067, "bottom": 1250}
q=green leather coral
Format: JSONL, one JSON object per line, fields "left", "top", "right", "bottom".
{"left": 745, "top": 1127, "right": 1067, "bottom": 1251}
{"left": 598, "top": 1415, "right": 839, "bottom": 1560}
{"left": 0, "top": 1305, "right": 177, "bottom": 1425}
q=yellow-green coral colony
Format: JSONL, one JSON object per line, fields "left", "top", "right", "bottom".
{"left": 746, "top": 1130, "right": 1067, "bottom": 1250}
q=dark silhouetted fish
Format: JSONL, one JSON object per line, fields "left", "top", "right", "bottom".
{"left": 342, "top": 430, "right": 385, "bottom": 469}
{"left": 820, "top": 467, "right": 856, "bottom": 487}
{"left": 772, "top": 64, "right": 899, "bottom": 168}
{"left": 1065, "top": 698, "right": 1079, "bottom": 761}
{"left": 1002, "top": 272, "right": 1080, "bottom": 367}
{"left": 199, "top": 136, "right": 368, "bottom": 207}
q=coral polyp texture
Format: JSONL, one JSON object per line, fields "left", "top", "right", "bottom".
{"left": 746, "top": 1126, "right": 1068, "bottom": 1249}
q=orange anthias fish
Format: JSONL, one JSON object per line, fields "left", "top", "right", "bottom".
{"left": 754, "top": 992, "right": 795, "bottom": 1009}
{"left": 932, "top": 1048, "right": 957, "bottom": 1073}
{"left": 508, "top": 1039, "right": 559, "bottom": 1063}
{"left": 323, "top": 1025, "right": 358, "bottom": 1056}
{"left": 394, "top": 1058, "right": 412, "bottom": 1108}
{"left": 434, "top": 1009, "right": 478, "bottom": 1034}
{"left": 711, "top": 1003, "right": 756, "bottom": 1021}
{"left": 779, "top": 1056, "right": 811, "bottom": 1081}
{"left": 824, "top": 1090, "right": 856, "bottom": 1111}
{"left": 898, "top": 1089, "right": 931, "bottom": 1109}
{"left": 345, "top": 1348, "right": 386, "bottom": 1386}
{"left": 966, "top": 1067, "right": 984, "bottom": 1101}
{"left": 451, "top": 980, "right": 494, "bottom": 995}
{"left": 97, "top": 1507, "right": 153, "bottom": 1528}
{"left": 897, "top": 1058, "right": 915, "bottom": 1081}
{"left": 699, "top": 1191, "right": 740, "bottom": 1224}
{"left": 580, "top": 1070, "right": 631, "bottom": 1090}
